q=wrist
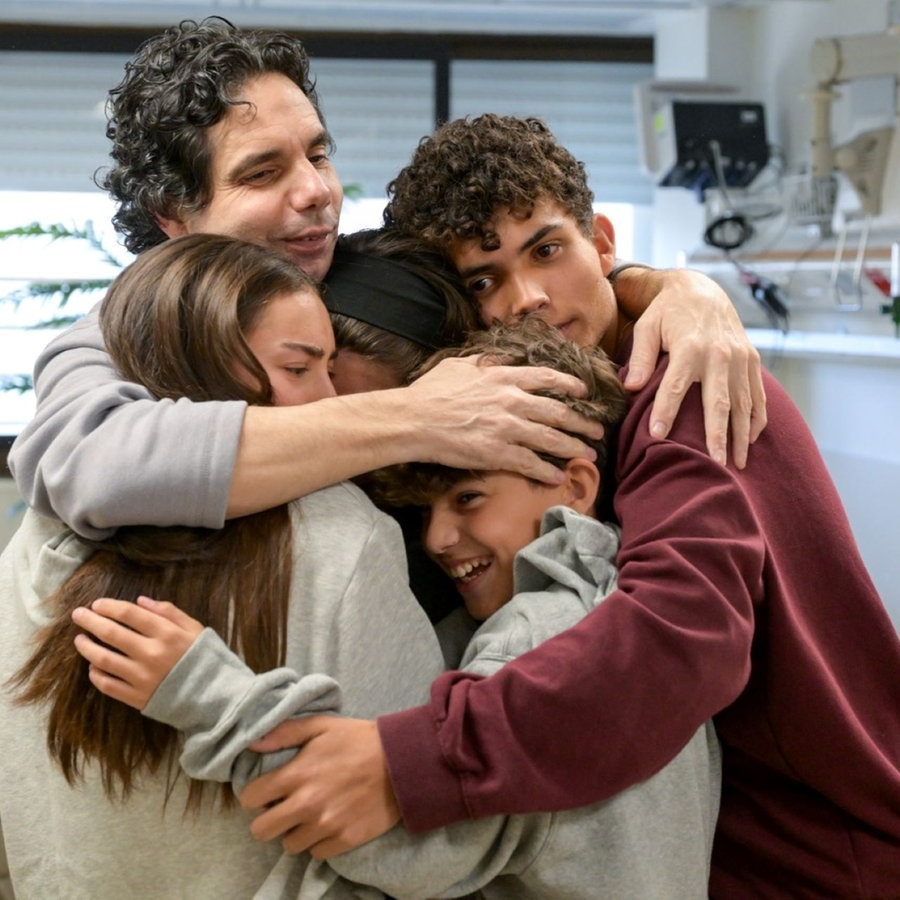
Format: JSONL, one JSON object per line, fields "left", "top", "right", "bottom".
{"left": 607, "top": 261, "right": 653, "bottom": 285}
{"left": 356, "top": 386, "right": 430, "bottom": 466}
{"left": 609, "top": 262, "right": 660, "bottom": 319}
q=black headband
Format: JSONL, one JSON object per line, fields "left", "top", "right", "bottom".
{"left": 323, "top": 247, "right": 447, "bottom": 351}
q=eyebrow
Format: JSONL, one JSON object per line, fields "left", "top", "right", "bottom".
{"left": 280, "top": 341, "right": 333, "bottom": 359}
{"left": 456, "top": 222, "right": 563, "bottom": 279}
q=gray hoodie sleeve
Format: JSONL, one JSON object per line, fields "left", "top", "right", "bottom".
{"left": 142, "top": 628, "right": 343, "bottom": 795}
{"left": 140, "top": 487, "right": 444, "bottom": 807}
{"left": 8, "top": 309, "right": 244, "bottom": 539}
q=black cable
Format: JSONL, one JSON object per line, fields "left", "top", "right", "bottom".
{"left": 704, "top": 212, "right": 754, "bottom": 252}
{"left": 731, "top": 257, "right": 790, "bottom": 333}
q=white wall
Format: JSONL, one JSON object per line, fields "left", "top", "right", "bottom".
{"left": 763, "top": 353, "right": 900, "bottom": 626}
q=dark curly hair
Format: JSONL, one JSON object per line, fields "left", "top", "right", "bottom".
{"left": 383, "top": 114, "right": 595, "bottom": 253}
{"left": 372, "top": 316, "right": 626, "bottom": 509}
{"left": 98, "top": 17, "right": 327, "bottom": 254}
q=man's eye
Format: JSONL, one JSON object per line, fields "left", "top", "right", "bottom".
{"left": 535, "top": 242, "right": 559, "bottom": 259}
{"left": 244, "top": 169, "right": 275, "bottom": 185}
{"left": 456, "top": 492, "right": 481, "bottom": 506}
{"left": 309, "top": 149, "right": 332, "bottom": 167}
{"left": 285, "top": 367, "right": 308, "bottom": 377}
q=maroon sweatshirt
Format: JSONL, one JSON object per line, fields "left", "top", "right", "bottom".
{"left": 378, "top": 358, "right": 900, "bottom": 898}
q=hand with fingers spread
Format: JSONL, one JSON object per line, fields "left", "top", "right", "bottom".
{"left": 404, "top": 355, "right": 604, "bottom": 484}
{"left": 71, "top": 596, "right": 204, "bottom": 710}
{"left": 239, "top": 716, "right": 396, "bottom": 858}
{"left": 616, "top": 266, "right": 767, "bottom": 469}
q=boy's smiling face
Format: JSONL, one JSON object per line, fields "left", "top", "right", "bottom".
{"left": 423, "top": 471, "right": 569, "bottom": 621}
{"left": 450, "top": 198, "right": 623, "bottom": 357}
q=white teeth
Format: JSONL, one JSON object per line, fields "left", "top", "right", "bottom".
{"left": 449, "top": 559, "right": 490, "bottom": 580}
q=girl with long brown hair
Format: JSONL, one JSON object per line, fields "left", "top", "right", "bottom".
{"left": 0, "top": 233, "right": 443, "bottom": 899}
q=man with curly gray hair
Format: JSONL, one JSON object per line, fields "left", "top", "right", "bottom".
{"left": 101, "top": 17, "right": 338, "bottom": 279}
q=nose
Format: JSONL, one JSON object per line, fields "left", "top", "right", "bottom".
{"left": 288, "top": 159, "right": 334, "bottom": 212}
{"left": 423, "top": 505, "right": 459, "bottom": 559}
{"left": 508, "top": 273, "right": 549, "bottom": 319}
{"left": 318, "top": 368, "right": 337, "bottom": 400}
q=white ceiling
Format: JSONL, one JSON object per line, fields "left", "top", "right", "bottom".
{"left": 0, "top": 0, "right": 824, "bottom": 38}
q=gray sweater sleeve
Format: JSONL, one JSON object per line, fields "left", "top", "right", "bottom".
{"left": 8, "top": 309, "right": 244, "bottom": 539}
{"left": 324, "top": 620, "right": 550, "bottom": 900}
{"left": 143, "top": 628, "right": 342, "bottom": 795}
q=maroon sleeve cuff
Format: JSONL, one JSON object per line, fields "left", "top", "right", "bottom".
{"left": 377, "top": 704, "right": 470, "bottom": 833}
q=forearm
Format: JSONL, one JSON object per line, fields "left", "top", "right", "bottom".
{"left": 143, "top": 628, "right": 342, "bottom": 792}
{"left": 13, "top": 321, "right": 424, "bottom": 527}
{"left": 227, "top": 389, "right": 422, "bottom": 517}
{"left": 329, "top": 813, "right": 542, "bottom": 898}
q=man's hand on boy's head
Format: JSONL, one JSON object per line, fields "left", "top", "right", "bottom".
{"left": 239, "top": 716, "right": 397, "bottom": 857}
{"left": 617, "top": 267, "right": 767, "bottom": 469}
{"left": 405, "top": 356, "right": 603, "bottom": 485}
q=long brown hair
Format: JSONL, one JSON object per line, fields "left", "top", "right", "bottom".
{"left": 10, "top": 234, "right": 321, "bottom": 810}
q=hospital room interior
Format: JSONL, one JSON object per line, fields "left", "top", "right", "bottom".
{"left": 1, "top": 0, "right": 899, "bottom": 895}
{"left": 6, "top": 0, "right": 896, "bottom": 619}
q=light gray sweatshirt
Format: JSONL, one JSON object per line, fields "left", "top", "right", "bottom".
{"left": 143, "top": 506, "right": 722, "bottom": 899}
{"left": 0, "top": 484, "right": 444, "bottom": 900}
{"left": 9, "top": 308, "right": 244, "bottom": 539}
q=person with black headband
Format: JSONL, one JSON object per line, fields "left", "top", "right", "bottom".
{"left": 322, "top": 228, "right": 474, "bottom": 625}
{"left": 323, "top": 228, "right": 475, "bottom": 394}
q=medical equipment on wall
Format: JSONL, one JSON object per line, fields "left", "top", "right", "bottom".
{"left": 808, "top": 29, "right": 899, "bottom": 220}
{"left": 636, "top": 80, "right": 770, "bottom": 199}
{"left": 636, "top": 81, "right": 788, "bottom": 328}
{"left": 804, "top": 28, "right": 900, "bottom": 317}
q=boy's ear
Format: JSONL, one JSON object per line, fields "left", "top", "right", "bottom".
{"left": 561, "top": 457, "right": 601, "bottom": 515}
{"left": 592, "top": 213, "right": 617, "bottom": 277}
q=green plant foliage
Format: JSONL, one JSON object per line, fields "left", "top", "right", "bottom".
{"left": 0, "top": 220, "right": 121, "bottom": 311}
{"left": 0, "top": 221, "right": 122, "bottom": 400}
{"left": 0, "top": 375, "right": 33, "bottom": 394}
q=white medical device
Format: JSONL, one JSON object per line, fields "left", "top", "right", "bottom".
{"left": 809, "top": 29, "right": 900, "bottom": 216}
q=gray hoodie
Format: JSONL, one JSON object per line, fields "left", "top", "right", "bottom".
{"left": 142, "top": 506, "right": 721, "bottom": 899}
{"left": 0, "top": 483, "right": 444, "bottom": 900}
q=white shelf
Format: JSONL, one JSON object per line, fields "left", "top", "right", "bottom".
{"left": 748, "top": 327, "right": 900, "bottom": 364}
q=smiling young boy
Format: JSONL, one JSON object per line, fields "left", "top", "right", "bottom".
{"left": 73, "top": 317, "right": 721, "bottom": 898}
{"left": 372, "top": 316, "right": 628, "bottom": 642}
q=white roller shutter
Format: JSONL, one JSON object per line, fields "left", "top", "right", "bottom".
{"left": 451, "top": 59, "right": 655, "bottom": 205}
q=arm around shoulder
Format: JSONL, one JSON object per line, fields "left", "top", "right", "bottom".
{"left": 10, "top": 310, "right": 245, "bottom": 537}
